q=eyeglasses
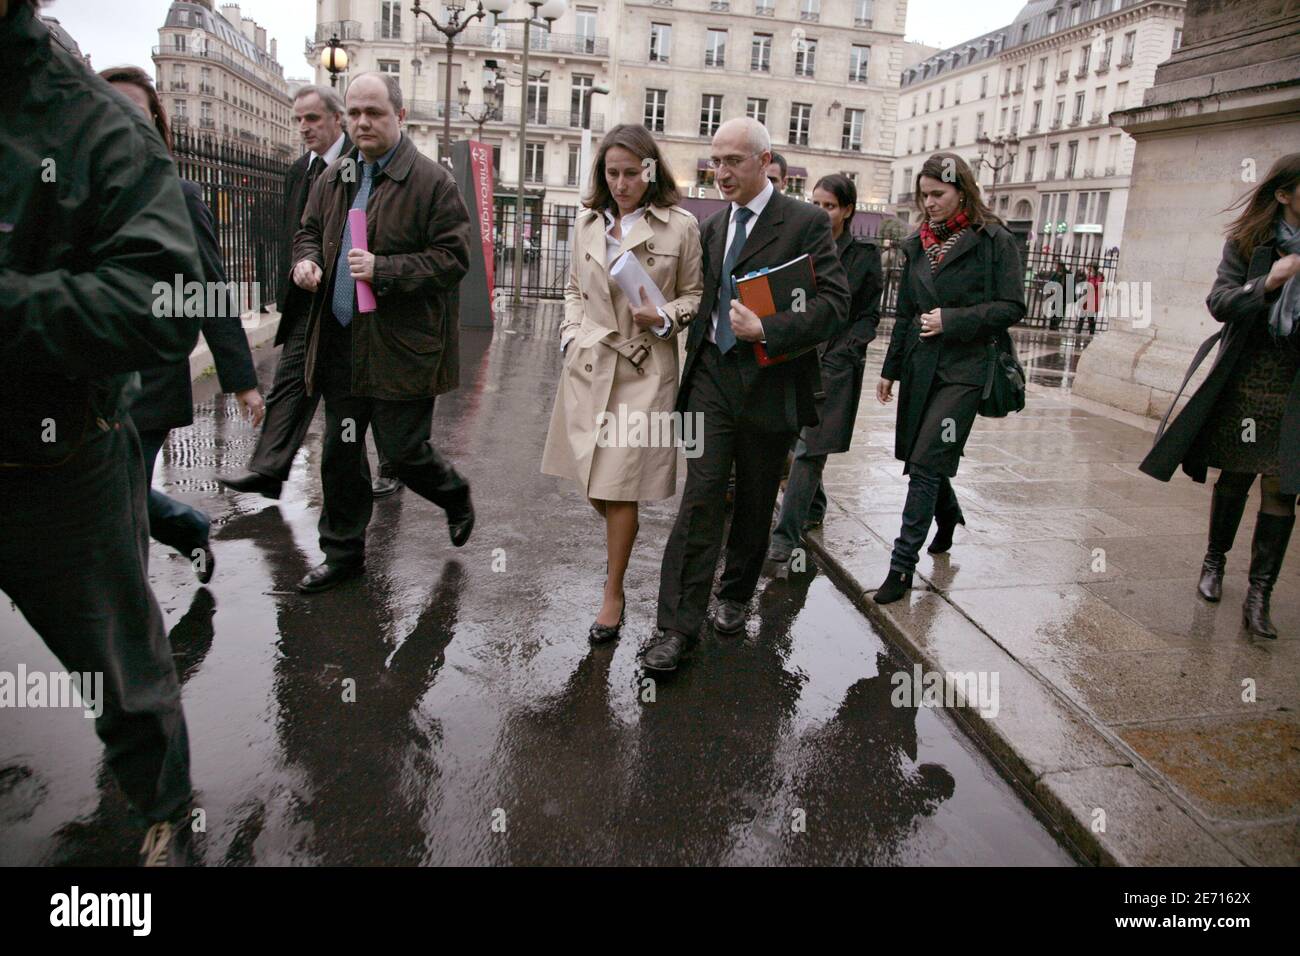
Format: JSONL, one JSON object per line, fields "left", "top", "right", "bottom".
{"left": 706, "top": 152, "right": 761, "bottom": 171}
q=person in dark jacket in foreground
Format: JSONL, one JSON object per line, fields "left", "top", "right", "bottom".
{"left": 0, "top": 0, "right": 199, "bottom": 865}
{"left": 1140, "top": 153, "right": 1300, "bottom": 639}
{"left": 768, "top": 173, "right": 883, "bottom": 565}
{"left": 102, "top": 66, "right": 265, "bottom": 584}
{"left": 875, "top": 153, "right": 1026, "bottom": 605}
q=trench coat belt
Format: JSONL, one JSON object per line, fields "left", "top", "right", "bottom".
{"left": 580, "top": 315, "right": 654, "bottom": 370}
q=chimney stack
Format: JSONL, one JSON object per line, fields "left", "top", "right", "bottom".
{"left": 270, "top": 38, "right": 278, "bottom": 63}
{"left": 220, "top": 3, "right": 240, "bottom": 29}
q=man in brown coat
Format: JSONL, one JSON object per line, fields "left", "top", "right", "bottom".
{"left": 291, "top": 72, "right": 474, "bottom": 593}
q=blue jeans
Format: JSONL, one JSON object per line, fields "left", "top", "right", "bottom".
{"left": 769, "top": 437, "right": 828, "bottom": 560}
{"left": 138, "top": 428, "right": 211, "bottom": 558}
{"left": 890, "top": 465, "right": 962, "bottom": 574}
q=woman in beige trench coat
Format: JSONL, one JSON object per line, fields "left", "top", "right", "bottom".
{"left": 541, "top": 124, "right": 703, "bottom": 644}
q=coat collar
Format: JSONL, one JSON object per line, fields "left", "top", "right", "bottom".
{"left": 326, "top": 133, "right": 417, "bottom": 184}
{"left": 931, "top": 225, "right": 981, "bottom": 279}
{"left": 730, "top": 189, "right": 786, "bottom": 275}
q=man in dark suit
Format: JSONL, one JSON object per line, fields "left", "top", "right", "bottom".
{"left": 219, "top": 85, "right": 401, "bottom": 500}
{"left": 645, "top": 118, "right": 851, "bottom": 673}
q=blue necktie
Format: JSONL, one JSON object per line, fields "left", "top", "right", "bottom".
{"left": 715, "top": 206, "right": 754, "bottom": 354}
{"left": 332, "top": 160, "right": 376, "bottom": 327}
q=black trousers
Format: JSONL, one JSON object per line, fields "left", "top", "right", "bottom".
{"left": 657, "top": 342, "right": 797, "bottom": 635}
{"left": 317, "top": 318, "right": 469, "bottom": 565}
{"left": 249, "top": 316, "right": 394, "bottom": 481}
{"left": 0, "top": 421, "right": 192, "bottom": 824}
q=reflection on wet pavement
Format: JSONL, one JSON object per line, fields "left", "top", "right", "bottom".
{"left": 0, "top": 304, "right": 1073, "bottom": 866}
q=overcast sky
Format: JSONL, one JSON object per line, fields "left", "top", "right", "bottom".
{"left": 44, "top": 0, "right": 1029, "bottom": 78}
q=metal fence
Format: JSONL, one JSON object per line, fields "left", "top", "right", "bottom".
{"left": 172, "top": 129, "right": 291, "bottom": 312}
{"left": 492, "top": 202, "right": 579, "bottom": 299}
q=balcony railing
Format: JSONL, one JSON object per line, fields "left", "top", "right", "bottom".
{"left": 408, "top": 100, "right": 606, "bottom": 133}
{"left": 651, "top": 0, "right": 673, "bottom": 5}
{"left": 453, "top": 26, "right": 608, "bottom": 56}
{"left": 1075, "top": 66, "right": 1089, "bottom": 78}
{"left": 896, "top": 191, "right": 914, "bottom": 203}
{"left": 1045, "top": 169, "right": 1057, "bottom": 180}
{"left": 169, "top": 80, "right": 190, "bottom": 91}
{"left": 1013, "top": 83, "right": 1023, "bottom": 94}
{"left": 314, "top": 20, "right": 362, "bottom": 43}
{"left": 153, "top": 46, "right": 286, "bottom": 102}
{"left": 1068, "top": 116, "right": 1082, "bottom": 126}
{"left": 1104, "top": 165, "right": 1116, "bottom": 176}
{"left": 709, "top": 0, "right": 730, "bottom": 9}
{"left": 1049, "top": 118, "right": 1062, "bottom": 129}
{"left": 172, "top": 114, "right": 189, "bottom": 127}
{"left": 199, "top": 117, "right": 216, "bottom": 129}
{"left": 799, "top": 11, "right": 820, "bottom": 21}
{"left": 1056, "top": 70, "right": 1068, "bottom": 82}
{"left": 1118, "top": 54, "right": 1133, "bottom": 68}
{"left": 756, "top": 5, "right": 776, "bottom": 15}
{"left": 199, "top": 83, "right": 215, "bottom": 94}
{"left": 1089, "top": 111, "right": 1104, "bottom": 124}
{"left": 374, "top": 21, "right": 405, "bottom": 42}
{"left": 1096, "top": 60, "right": 1110, "bottom": 74}
{"left": 1033, "top": 77, "right": 1045, "bottom": 89}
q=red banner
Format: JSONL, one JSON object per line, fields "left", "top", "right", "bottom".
{"left": 469, "top": 140, "right": 497, "bottom": 322}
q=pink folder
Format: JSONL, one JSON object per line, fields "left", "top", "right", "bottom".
{"left": 348, "top": 208, "right": 377, "bottom": 313}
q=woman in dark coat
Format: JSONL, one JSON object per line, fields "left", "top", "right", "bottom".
{"left": 1140, "top": 153, "right": 1300, "bottom": 639}
{"left": 768, "top": 174, "right": 883, "bottom": 564}
{"left": 104, "top": 67, "right": 264, "bottom": 582}
{"left": 874, "top": 153, "right": 1026, "bottom": 604}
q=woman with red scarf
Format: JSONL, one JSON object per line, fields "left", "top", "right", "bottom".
{"left": 874, "top": 153, "right": 1026, "bottom": 604}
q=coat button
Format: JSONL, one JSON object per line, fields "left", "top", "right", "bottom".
{"left": 637, "top": 367, "right": 645, "bottom": 375}
{"left": 585, "top": 363, "right": 592, "bottom": 372}
{"left": 648, "top": 242, "right": 655, "bottom": 250}
{"left": 585, "top": 253, "right": 591, "bottom": 260}
{"left": 582, "top": 292, "right": 589, "bottom": 299}
{"left": 647, "top": 257, "right": 655, "bottom": 265}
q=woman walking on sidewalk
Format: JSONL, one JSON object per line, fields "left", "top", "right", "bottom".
{"left": 1140, "top": 153, "right": 1300, "bottom": 639}
{"left": 767, "top": 174, "right": 883, "bottom": 566}
{"left": 541, "top": 125, "right": 703, "bottom": 643}
{"left": 874, "top": 153, "right": 1026, "bottom": 605}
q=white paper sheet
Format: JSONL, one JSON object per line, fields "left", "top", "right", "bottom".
{"left": 609, "top": 251, "right": 668, "bottom": 308}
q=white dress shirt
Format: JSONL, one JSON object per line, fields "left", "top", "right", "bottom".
{"left": 310, "top": 131, "right": 347, "bottom": 167}
{"left": 708, "top": 178, "right": 774, "bottom": 343}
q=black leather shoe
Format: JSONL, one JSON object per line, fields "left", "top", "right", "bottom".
{"left": 927, "top": 515, "right": 966, "bottom": 554}
{"left": 372, "top": 475, "right": 403, "bottom": 499}
{"left": 712, "top": 599, "right": 747, "bottom": 635}
{"left": 218, "top": 471, "right": 283, "bottom": 500}
{"left": 641, "top": 629, "right": 694, "bottom": 673}
{"left": 194, "top": 544, "right": 215, "bottom": 584}
{"left": 873, "top": 569, "right": 913, "bottom": 605}
{"left": 446, "top": 492, "right": 475, "bottom": 548}
{"left": 297, "top": 561, "right": 364, "bottom": 594}
{"left": 589, "top": 594, "right": 626, "bottom": 644}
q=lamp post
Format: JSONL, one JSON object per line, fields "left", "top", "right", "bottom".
{"left": 459, "top": 66, "right": 500, "bottom": 143}
{"left": 412, "top": 1, "right": 488, "bottom": 164}
{"left": 975, "top": 131, "right": 1019, "bottom": 208}
{"left": 480, "top": 0, "right": 568, "bottom": 305}
{"left": 320, "top": 34, "right": 349, "bottom": 88}
{"left": 577, "top": 83, "right": 609, "bottom": 200}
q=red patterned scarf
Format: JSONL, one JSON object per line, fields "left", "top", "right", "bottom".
{"left": 920, "top": 209, "right": 972, "bottom": 270}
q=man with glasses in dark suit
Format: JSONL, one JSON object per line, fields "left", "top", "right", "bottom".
{"left": 644, "top": 118, "right": 850, "bottom": 673}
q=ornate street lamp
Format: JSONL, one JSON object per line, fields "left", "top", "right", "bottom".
{"left": 459, "top": 66, "right": 501, "bottom": 143}
{"left": 320, "top": 34, "right": 349, "bottom": 88}
{"left": 480, "top": 0, "right": 569, "bottom": 305}
{"left": 412, "top": 0, "right": 488, "bottom": 164}
{"left": 975, "top": 131, "right": 1019, "bottom": 208}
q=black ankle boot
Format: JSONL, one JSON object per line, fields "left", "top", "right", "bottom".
{"left": 1243, "top": 513, "right": 1294, "bottom": 639}
{"left": 1198, "top": 487, "right": 1249, "bottom": 602}
{"left": 873, "top": 569, "right": 913, "bottom": 605}
{"left": 927, "top": 513, "right": 966, "bottom": 554}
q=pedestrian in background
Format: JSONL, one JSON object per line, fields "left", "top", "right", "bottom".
{"left": 1046, "top": 256, "right": 1068, "bottom": 331}
{"left": 768, "top": 173, "right": 883, "bottom": 566}
{"left": 291, "top": 73, "right": 475, "bottom": 594}
{"left": 1076, "top": 261, "right": 1103, "bottom": 335}
{"left": 1141, "top": 153, "right": 1300, "bottom": 639}
{"left": 875, "top": 152, "right": 1026, "bottom": 605}
{"left": 101, "top": 65, "right": 264, "bottom": 584}
{"left": 0, "top": 0, "right": 200, "bottom": 865}
{"left": 541, "top": 124, "right": 702, "bottom": 644}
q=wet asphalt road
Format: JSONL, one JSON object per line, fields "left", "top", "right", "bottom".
{"left": 0, "top": 304, "right": 1074, "bottom": 865}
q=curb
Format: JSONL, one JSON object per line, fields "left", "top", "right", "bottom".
{"left": 189, "top": 310, "right": 281, "bottom": 384}
{"left": 802, "top": 513, "right": 1252, "bottom": 867}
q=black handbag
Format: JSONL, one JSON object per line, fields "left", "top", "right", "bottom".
{"left": 976, "top": 231, "right": 1026, "bottom": 418}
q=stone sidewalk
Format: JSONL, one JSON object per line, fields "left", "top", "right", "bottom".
{"left": 803, "top": 342, "right": 1300, "bottom": 866}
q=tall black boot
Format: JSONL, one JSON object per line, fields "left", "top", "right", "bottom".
{"left": 928, "top": 477, "right": 966, "bottom": 555}
{"left": 1242, "top": 513, "right": 1294, "bottom": 639}
{"left": 1198, "top": 486, "right": 1249, "bottom": 602}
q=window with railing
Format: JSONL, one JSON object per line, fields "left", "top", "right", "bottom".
{"left": 854, "top": 0, "right": 873, "bottom": 26}
{"left": 746, "top": 96, "right": 767, "bottom": 126}
{"left": 700, "top": 93, "right": 722, "bottom": 136}
{"left": 379, "top": 0, "right": 401, "bottom": 40}
{"left": 525, "top": 142, "right": 545, "bottom": 183}
{"left": 644, "top": 88, "right": 666, "bottom": 132}
{"left": 842, "top": 108, "right": 864, "bottom": 151}
{"left": 705, "top": 29, "right": 726, "bottom": 68}
{"left": 649, "top": 22, "right": 671, "bottom": 63}
{"left": 789, "top": 102, "right": 811, "bottom": 146}
{"left": 799, "top": 0, "right": 820, "bottom": 22}
{"left": 1120, "top": 31, "right": 1135, "bottom": 66}
{"left": 849, "top": 44, "right": 869, "bottom": 83}
{"left": 751, "top": 33, "right": 772, "bottom": 72}
{"left": 567, "top": 143, "right": 581, "bottom": 186}
{"left": 755, "top": 0, "right": 774, "bottom": 14}
{"left": 794, "top": 39, "right": 816, "bottom": 77}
